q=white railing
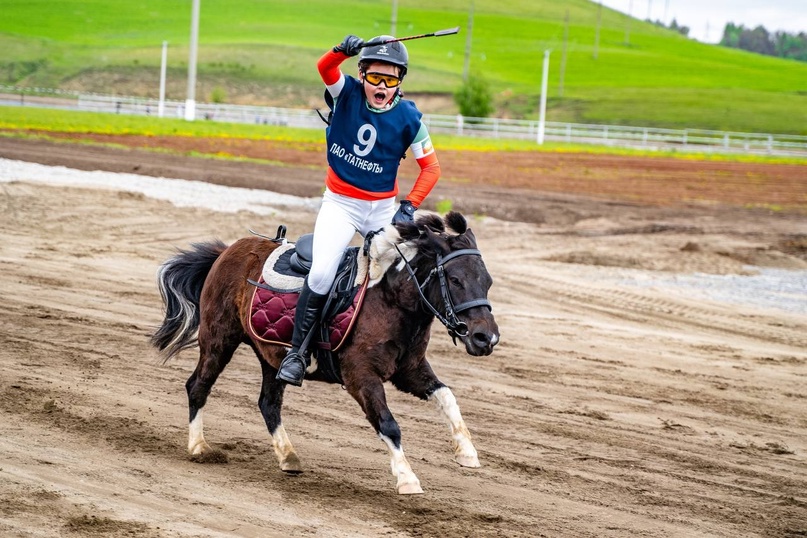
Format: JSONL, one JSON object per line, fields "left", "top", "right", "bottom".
{"left": 422, "top": 114, "right": 807, "bottom": 155}
{"left": 2, "top": 86, "right": 806, "bottom": 156}
{"left": 75, "top": 94, "right": 326, "bottom": 130}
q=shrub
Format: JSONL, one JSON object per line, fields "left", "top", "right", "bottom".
{"left": 210, "top": 86, "right": 227, "bottom": 104}
{"left": 435, "top": 198, "right": 453, "bottom": 214}
{"left": 454, "top": 73, "right": 494, "bottom": 118}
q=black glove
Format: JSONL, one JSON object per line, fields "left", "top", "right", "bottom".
{"left": 391, "top": 200, "right": 416, "bottom": 225}
{"left": 333, "top": 35, "right": 364, "bottom": 57}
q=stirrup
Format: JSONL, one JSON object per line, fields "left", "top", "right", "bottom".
{"left": 276, "top": 351, "right": 307, "bottom": 386}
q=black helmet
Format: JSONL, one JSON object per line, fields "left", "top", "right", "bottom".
{"left": 359, "top": 36, "right": 408, "bottom": 77}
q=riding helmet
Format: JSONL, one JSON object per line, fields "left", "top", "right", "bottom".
{"left": 359, "top": 36, "right": 409, "bottom": 77}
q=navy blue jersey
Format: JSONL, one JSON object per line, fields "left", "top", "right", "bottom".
{"left": 325, "top": 76, "right": 422, "bottom": 194}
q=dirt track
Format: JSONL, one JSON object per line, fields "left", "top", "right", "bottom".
{"left": 1, "top": 137, "right": 806, "bottom": 537}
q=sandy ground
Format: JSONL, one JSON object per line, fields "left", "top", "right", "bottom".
{"left": 1, "top": 138, "right": 806, "bottom": 537}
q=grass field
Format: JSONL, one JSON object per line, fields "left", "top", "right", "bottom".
{"left": 3, "top": 105, "right": 805, "bottom": 166}
{"left": 2, "top": 0, "right": 807, "bottom": 134}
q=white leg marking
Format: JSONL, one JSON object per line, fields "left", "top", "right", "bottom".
{"left": 188, "top": 411, "right": 211, "bottom": 455}
{"left": 379, "top": 434, "right": 423, "bottom": 494}
{"left": 430, "top": 387, "right": 480, "bottom": 468}
{"left": 271, "top": 424, "right": 302, "bottom": 473}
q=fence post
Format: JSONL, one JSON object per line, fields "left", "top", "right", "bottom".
{"left": 642, "top": 128, "right": 648, "bottom": 145}
{"left": 566, "top": 123, "right": 572, "bottom": 143}
{"left": 457, "top": 114, "right": 463, "bottom": 136}
{"left": 683, "top": 130, "right": 687, "bottom": 146}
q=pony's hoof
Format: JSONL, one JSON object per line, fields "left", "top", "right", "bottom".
{"left": 189, "top": 448, "right": 228, "bottom": 464}
{"left": 455, "top": 454, "right": 481, "bottom": 468}
{"left": 397, "top": 481, "right": 424, "bottom": 495}
{"left": 189, "top": 441, "right": 212, "bottom": 456}
{"left": 280, "top": 454, "right": 303, "bottom": 474}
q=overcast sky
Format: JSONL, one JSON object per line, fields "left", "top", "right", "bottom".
{"left": 598, "top": 0, "right": 807, "bottom": 43}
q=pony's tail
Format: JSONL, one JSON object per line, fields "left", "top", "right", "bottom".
{"left": 150, "top": 240, "right": 228, "bottom": 362}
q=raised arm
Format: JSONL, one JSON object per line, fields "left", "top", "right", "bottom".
{"left": 404, "top": 123, "right": 441, "bottom": 207}
{"left": 318, "top": 35, "right": 364, "bottom": 97}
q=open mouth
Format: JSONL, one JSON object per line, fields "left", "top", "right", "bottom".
{"left": 372, "top": 90, "right": 388, "bottom": 106}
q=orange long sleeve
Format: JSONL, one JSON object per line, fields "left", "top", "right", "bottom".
{"left": 406, "top": 152, "right": 441, "bottom": 207}
{"left": 317, "top": 48, "right": 347, "bottom": 86}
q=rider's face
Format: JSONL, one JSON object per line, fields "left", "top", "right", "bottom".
{"left": 360, "top": 62, "right": 401, "bottom": 109}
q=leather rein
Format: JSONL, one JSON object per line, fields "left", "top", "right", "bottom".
{"left": 395, "top": 244, "right": 492, "bottom": 344}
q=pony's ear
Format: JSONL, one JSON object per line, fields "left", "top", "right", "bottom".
{"left": 463, "top": 227, "right": 477, "bottom": 246}
{"left": 446, "top": 225, "right": 477, "bottom": 252}
{"left": 444, "top": 211, "right": 468, "bottom": 235}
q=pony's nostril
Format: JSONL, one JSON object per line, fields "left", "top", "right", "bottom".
{"left": 472, "top": 332, "right": 491, "bottom": 348}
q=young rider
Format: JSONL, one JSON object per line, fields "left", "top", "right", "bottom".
{"left": 276, "top": 34, "right": 442, "bottom": 386}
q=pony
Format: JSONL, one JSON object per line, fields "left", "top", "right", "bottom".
{"left": 150, "top": 211, "right": 499, "bottom": 494}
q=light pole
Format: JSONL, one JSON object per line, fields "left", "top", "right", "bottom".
{"left": 559, "top": 9, "right": 568, "bottom": 97}
{"left": 158, "top": 40, "right": 168, "bottom": 118}
{"left": 594, "top": 1, "right": 602, "bottom": 59}
{"left": 185, "top": 0, "right": 200, "bottom": 121}
{"left": 537, "top": 50, "right": 550, "bottom": 145}
{"left": 391, "top": 0, "right": 398, "bottom": 36}
{"left": 463, "top": 0, "right": 474, "bottom": 81}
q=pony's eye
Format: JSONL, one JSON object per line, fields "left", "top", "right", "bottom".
{"left": 449, "top": 275, "right": 463, "bottom": 288}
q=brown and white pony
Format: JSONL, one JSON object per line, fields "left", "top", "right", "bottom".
{"left": 151, "top": 211, "right": 499, "bottom": 494}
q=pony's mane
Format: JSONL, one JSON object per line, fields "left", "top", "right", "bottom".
{"left": 362, "top": 211, "right": 470, "bottom": 287}
{"left": 364, "top": 224, "right": 414, "bottom": 286}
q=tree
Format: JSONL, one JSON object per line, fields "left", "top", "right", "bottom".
{"left": 650, "top": 18, "right": 689, "bottom": 37}
{"left": 738, "top": 25, "right": 775, "bottom": 55}
{"left": 668, "top": 18, "right": 690, "bottom": 37}
{"left": 721, "top": 23, "right": 742, "bottom": 48}
{"left": 774, "top": 31, "right": 807, "bottom": 62}
{"left": 721, "top": 22, "right": 807, "bottom": 62}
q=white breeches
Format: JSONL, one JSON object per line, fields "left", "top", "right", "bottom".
{"left": 307, "top": 189, "right": 396, "bottom": 295}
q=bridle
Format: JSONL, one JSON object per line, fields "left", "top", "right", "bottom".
{"left": 395, "top": 244, "right": 492, "bottom": 344}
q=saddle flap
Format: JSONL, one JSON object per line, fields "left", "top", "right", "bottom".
{"left": 248, "top": 274, "right": 368, "bottom": 352}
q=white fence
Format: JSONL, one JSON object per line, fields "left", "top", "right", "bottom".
{"left": 2, "top": 86, "right": 806, "bottom": 156}
{"left": 76, "top": 94, "right": 327, "bottom": 130}
{"left": 425, "top": 114, "right": 807, "bottom": 155}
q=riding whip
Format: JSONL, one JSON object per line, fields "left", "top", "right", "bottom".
{"left": 360, "top": 27, "right": 460, "bottom": 48}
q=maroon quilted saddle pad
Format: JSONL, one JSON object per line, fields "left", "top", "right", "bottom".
{"left": 248, "top": 276, "right": 368, "bottom": 351}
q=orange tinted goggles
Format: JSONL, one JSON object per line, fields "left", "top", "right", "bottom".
{"left": 363, "top": 72, "right": 402, "bottom": 88}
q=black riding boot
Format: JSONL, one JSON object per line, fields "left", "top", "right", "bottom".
{"left": 276, "top": 280, "right": 327, "bottom": 386}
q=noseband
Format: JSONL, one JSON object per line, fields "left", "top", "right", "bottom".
{"left": 395, "top": 245, "right": 492, "bottom": 344}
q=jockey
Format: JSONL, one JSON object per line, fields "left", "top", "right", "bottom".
{"left": 276, "top": 34, "right": 442, "bottom": 386}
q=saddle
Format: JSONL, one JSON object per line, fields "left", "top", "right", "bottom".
{"left": 247, "top": 227, "right": 370, "bottom": 384}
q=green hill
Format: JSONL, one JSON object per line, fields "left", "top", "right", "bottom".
{"left": 2, "top": 0, "right": 806, "bottom": 134}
